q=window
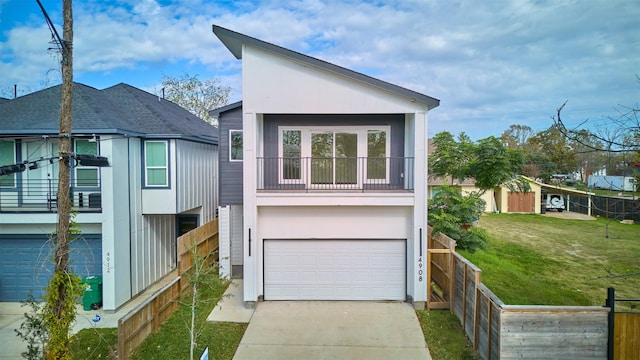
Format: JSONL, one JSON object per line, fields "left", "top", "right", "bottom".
{"left": 282, "top": 129, "right": 301, "bottom": 180}
{"left": 0, "top": 140, "right": 16, "bottom": 187}
{"left": 229, "top": 130, "right": 243, "bottom": 161}
{"left": 145, "top": 141, "right": 168, "bottom": 187}
{"left": 367, "top": 130, "right": 387, "bottom": 180}
{"left": 75, "top": 139, "right": 99, "bottom": 187}
{"left": 278, "top": 126, "right": 390, "bottom": 187}
{"left": 311, "top": 131, "right": 358, "bottom": 185}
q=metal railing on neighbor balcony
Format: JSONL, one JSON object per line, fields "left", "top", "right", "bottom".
{"left": 0, "top": 178, "right": 102, "bottom": 213}
{"left": 257, "top": 157, "right": 414, "bottom": 191}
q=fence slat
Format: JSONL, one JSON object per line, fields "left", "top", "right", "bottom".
{"left": 117, "top": 218, "right": 219, "bottom": 359}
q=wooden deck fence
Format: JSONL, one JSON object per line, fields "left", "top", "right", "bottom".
{"left": 117, "top": 219, "right": 219, "bottom": 359}
{"left": 428, "top": 226, "right": 610, "bottom": 359}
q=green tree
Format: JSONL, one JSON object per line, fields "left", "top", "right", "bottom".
{"left": 528, "top": 124, "right": 577, "bottom": 179}
{"left": 161, "top": 73, "right": 231, "bottom": 125}
{"left": 428, "top": 185, "right": 489, "bottom": 252}
{"left": 428, "top": 131, "right": 473, "bottom": 185}
{"left": 501, "top": 124, "right": 534, "bottom": 150}
{"left": 429, "top": 132, "right": 526, "bottom": 192}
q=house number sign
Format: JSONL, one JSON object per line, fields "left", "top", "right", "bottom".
{"left": 417, "top": 229, "right": 423, "bottom": 282}
{"left": 105, "top": 251, "right": 112, "bottom": 273}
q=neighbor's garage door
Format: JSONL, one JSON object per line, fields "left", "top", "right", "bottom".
{"left": 264, "top": 239, "right": 406, "bottom": 301}
{"left": 0, "top": 234, "right": 102, "bottom": 302}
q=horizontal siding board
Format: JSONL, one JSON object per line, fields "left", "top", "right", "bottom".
{"left": 263, "top": 114, "right": 405, "bottom": 159}
{"left": 218, "top": 107, "right": 243, "bottom": 205}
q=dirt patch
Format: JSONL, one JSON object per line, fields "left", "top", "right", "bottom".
{"left": 542, "top": 211, "right": 597, "bottom": 220}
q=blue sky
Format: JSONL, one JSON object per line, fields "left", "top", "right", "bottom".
{"left": 1, "top": 0, "right": 638, "bottom": 139}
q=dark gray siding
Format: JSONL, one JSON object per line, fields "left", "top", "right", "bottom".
{"left": 262, "top": 114, "right": 406, "bottom": 189}
{"left": 219, "top": 107, "right": 244, "bottom": 205}
{"left": 263, "top": 114, "right": 405, "bottom": 158}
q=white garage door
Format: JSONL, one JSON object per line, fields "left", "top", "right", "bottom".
{"left": 264, "top": 239, "right": 406, "bottom": 301}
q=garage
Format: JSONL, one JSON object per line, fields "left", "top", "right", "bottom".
{"left": 264, "top": 239, "right": 406, "bottom": 301}
{"left": 0, "top": 234, "right": 102, "bottom": 302}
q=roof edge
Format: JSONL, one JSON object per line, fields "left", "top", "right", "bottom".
{"left": 209, "top": 100, "right": 243, "bottom": 117}
{"left": 212, "top": 25, "right": 440, "bottom": 110}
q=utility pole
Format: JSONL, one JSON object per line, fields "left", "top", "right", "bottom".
{"left": 35, "top": 0, "right": 76, "bottom": 357}
{"left": 54, "top": 0, "right": 73, "bottom": 314}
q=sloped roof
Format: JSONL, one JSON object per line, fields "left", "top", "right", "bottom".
{"left": 0, "top": 82, "right": 218, "bottom": 144}
{"left": 212, "top": 25, "right": 440, "bottom": 110}
{"left": 209, "top": 100, "right": 242, "bottom": 117}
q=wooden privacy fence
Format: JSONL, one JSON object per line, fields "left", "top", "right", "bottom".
{"left": 117, "top": 219, "right": 219, "bottom": 360}
{"left": 427, "top": 226, "right": 455, "bottom": 309}
{"left": 177, "top": 219, "right": 220, "bottom": 290}
{"left": 428, "top": 227, "right": 610, "bottom": 359}
{"left": 606, "top": 288, "right": 640, "bottom": 360}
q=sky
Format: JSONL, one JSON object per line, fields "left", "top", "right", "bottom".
{"left": 0, "top": 0, "right": 638, "bottom": 139}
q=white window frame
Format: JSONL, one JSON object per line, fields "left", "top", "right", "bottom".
{"left": 229, "top": 130, "right": 243, "bottom": 162}
{"left": 0, "top": 140, "right": 16, "bottom": 188}
{"left": 278, "top": 128, "right": 304, "bottom": 184}
{"left": 144, "top": 140, "right": 169, "bottom": 187}
{"left": 277, "top": 126, "right": 390, "bottom": 187}
{"left": 74, "top": 139, "right": 100, "bottom": 188}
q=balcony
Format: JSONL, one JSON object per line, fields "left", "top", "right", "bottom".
{"left": 257, "top": 157, "right": 414, "bottom": 192}
{"left": 0, "top": 178, "right": 102, "bottom": 213}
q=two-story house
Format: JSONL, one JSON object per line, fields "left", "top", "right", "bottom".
{"left": 212, "top": 26, "right": 439, "bottom": 309}
{"left": 0, "top": 83, "right": 218, "bottom": 310}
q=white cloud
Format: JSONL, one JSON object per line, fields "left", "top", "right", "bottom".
{"left": 1, "top": 0, "right": 638, "bottom": 138}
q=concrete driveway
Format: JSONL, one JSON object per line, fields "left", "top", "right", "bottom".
{"left": 232, "top": 301, "right": 432, "bottom": 360}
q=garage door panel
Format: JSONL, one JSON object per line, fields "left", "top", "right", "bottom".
{"left": 264, "top": 239, "right": 405, "bottom": 301}
{"left": 0, "top": 235, "right": 102, "bottom": 302}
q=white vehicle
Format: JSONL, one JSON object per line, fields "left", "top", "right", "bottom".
{"left": 543, "top": 193, "right": 566, "bottom": 212}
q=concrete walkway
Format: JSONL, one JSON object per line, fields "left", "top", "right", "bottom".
{"left": 231, "top": 301, "right": 432, "bottom": 360}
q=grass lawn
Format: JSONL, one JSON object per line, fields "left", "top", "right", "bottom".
{"left": 417, "top": 310, "right": 481, "bottom": 360}
{"left": 462, "top": 213, "right": 640, "bottom": 307}
{"left": 70, "top": 279, "right": 246, "bottom": 360}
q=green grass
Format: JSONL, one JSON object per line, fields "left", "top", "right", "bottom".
{"left": 70, "top": 328, "right": 117, "bottom": 360}
{"left": 463, "top": 213, "right": 640, "bottom": 306}
{"left": 131, "top": 279, "right": 246, "bottom": 360}
{"left": 70, "top": 279, "right": 246, "bottom": 360}
{"left": 417, "top": 310, "right": 481, "bottom": 360}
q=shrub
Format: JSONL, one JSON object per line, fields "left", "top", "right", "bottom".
{"left": 428, "top": 185, "right": 489, "bottom": 252}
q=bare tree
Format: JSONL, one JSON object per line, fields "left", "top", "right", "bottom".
{"left": 160, "top": 73, "right": 231, "bottom": 125}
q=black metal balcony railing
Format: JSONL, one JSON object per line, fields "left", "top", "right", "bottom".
{"left": 257, "top": 157, "right": 414, "bottom": 191}
{"left": 0, "top": 178, "right": 102, "bottom": 213}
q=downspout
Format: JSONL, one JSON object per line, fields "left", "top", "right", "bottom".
{"left": 127, "top": 137, "right": 133, "bottom": 297}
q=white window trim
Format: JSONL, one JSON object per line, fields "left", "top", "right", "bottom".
{"left": 229, "top": 130, "right": 243, "bottom": 162}
{"left": 278, "top": 128, "right": 304, "bottom": 184}
{"left": 74, "top": 139, "right": 100, "bottom": 188}
{"left": 144, "top": 140, "right": 169, "bottom": 187}
{"left": 0, "top": 140, "right": 16, "bottom": 188}
{"left": 277, "top": 126, "right": 391, "bottom": 187}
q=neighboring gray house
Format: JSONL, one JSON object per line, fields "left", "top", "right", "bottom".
{"left": 0, "top": 83, "right": 218, "bottom": 310}
{"left": 212, "top": 25, "right": 439, "bottom": 309}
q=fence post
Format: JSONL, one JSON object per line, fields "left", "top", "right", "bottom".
{"left": 606, "top": 287, "right": 615, "bottom": 360}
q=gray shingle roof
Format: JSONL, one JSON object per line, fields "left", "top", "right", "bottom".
{"left": 212, "top": 25, "right": 440, "bottom": 110}
{"left": 0, "top": 82, "right": 218, "bottom": 144}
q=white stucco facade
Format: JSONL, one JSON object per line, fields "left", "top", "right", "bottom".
{"left": 227, "top": 40, "right": 435, "bottom": 308}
